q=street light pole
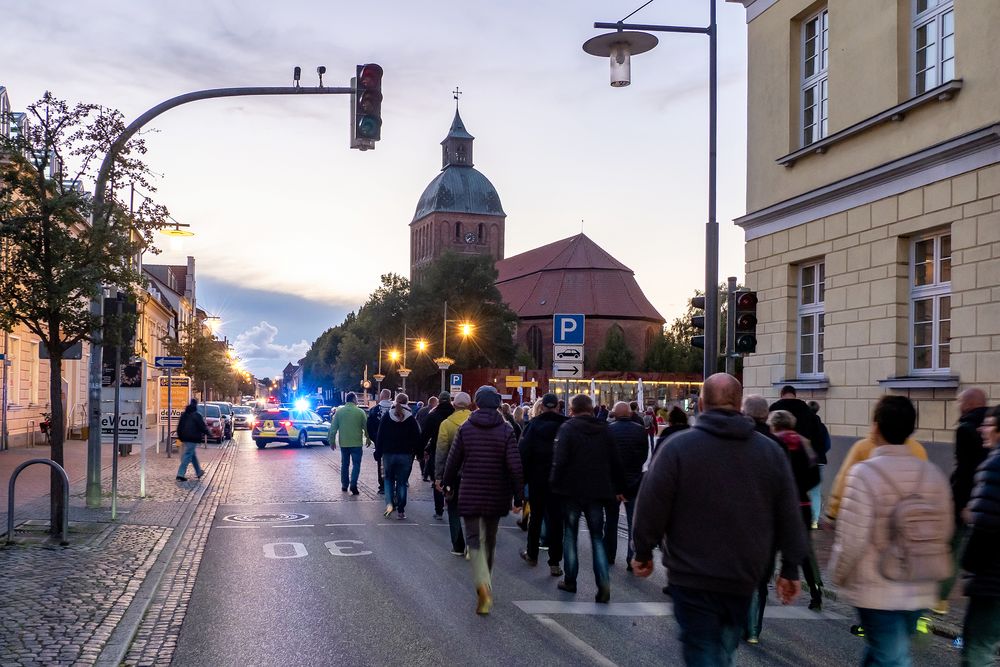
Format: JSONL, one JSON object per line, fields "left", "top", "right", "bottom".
{"left": 587, "top": 1, "right": 720, "bottom": 381}
{"left": 85, "top": 81, "right": 354, "bottom": 508}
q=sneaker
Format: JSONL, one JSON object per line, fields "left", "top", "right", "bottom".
{"left": 810, "top": 521, "right": 819, "bottom": 530}
{"left": 809, "top": 598, "right": 823, "bottom": 612}
{"left": 520, "top": 551, "right": 537, "bottom": 566}
{"left": 557, "top": 580, "right": 577, "bottom": 594}
{"left": 450, "top": 549, "right": 465, "bottom": 556}
{"left": 397, "top": 510, "right": 406, "bottom": 520}
{"left": 342, "top": 486, "right": 348, "bottom": 492}
{"left": 595, "top": 587, "right": 610, "bottom": 604}
{"left": 350, "top": 486, "right": 360, "bottom": 496}
{"left": 549, "top": 565, "right": 563, "bottom": 577}
{"left": 539, "top": 543, "right": 549, "bottom": 551}
{"left": 384, "top": 504, "right": 394, "bottom": 518}
{"left": 465, "top": 546, "right": 471, "bottom": 561}
{"left": 746, "top": 636, "right": 760, "bottom": 645}
{"left": 434, "top": 513, "right": 444, "bottom": 521}
{"left": 476, "top": 584, "right": 493, "bottom": 615}
{"left": 175, "top": 476, "right": 187, "bottom": 482}
{"left": 931, "top": 600, "right": 949, "bottom": 616}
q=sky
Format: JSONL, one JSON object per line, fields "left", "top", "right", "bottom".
{"left": 0, "top": 0, "right": 751, "bottom": 377}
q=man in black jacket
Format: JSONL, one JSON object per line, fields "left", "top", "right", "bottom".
{"left": 769, "top": 386, "right": 823, "bottom": 448}
{"left": 961, "top": 404, "right": 1000, "bottom": 666}
{"left": 176, "top": 399, "right": 209, "bottom": 481}
{"left": 422, "top": 393, "right": 454, "bottom": 519}
{"left": 941, "top": 387, "right": 990, "bottom": 611}
{"left": 605, "top": 401, "right": 649, "bottom": 570}
{"left": 632, "top": 373, "right": 806, "bottom": 666}
{"left": 551, "top": 394, "right": 625, "bottom": 603}
{"left": 518, "top": 393, "right": 567, "bottom": 576}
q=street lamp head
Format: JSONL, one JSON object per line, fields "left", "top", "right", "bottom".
{"left": 460, "top": 322, "right": 473, "bottom": 337}
{"left": 582, "top": 30, "right": 658, "bottom": 87}
{"left": 417, "top": 339, "right": 427, "bottom": 352}
{"left": 388, "top": 349, "right": 400, "bottom": 362}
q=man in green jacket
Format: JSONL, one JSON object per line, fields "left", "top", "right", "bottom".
{"left": 329, "top": 392, "right": 369, "bottom": 495}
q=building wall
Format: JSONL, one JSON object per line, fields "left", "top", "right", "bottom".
{"left": 744, "top": 0, "right": 1000, "bottom": 211}
{"left": 409, "top": 211, "right": 504, "bottom": 282}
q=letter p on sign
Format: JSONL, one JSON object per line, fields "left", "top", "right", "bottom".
{"left": 553, "top": 314, "right": 585, "bottom": 345}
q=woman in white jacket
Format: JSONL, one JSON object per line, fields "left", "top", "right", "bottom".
{"left": 830, "top": 395, "right": 953, "bottom": 667}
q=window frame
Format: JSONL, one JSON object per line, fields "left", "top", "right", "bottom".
{"left": 26, "top": 340, "right": 38, "bottom": 405}
{"left": 7, "top": 335, "right": 20, "bottom": 406}
{"left": 908, "top": 231, "right": 951, "bottom": 375}
{"left": 912, "top": 0, "right": 955, "bottom": 96}
{"left": 800, "top": 7, "right": 830, "bottom": 147}
{"left": 797, "top": 261, "right": 826, "bottom": 379}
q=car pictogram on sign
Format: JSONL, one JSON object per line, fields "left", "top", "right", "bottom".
{"left": 556, "top": 349, "right": 581, "bottom": 359}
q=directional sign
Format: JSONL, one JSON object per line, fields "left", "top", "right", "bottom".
{"left": 553, "top": 314, "right": 585, "bottom": 345}
{"left": 552, "top": 363, "right": 583, "bottom": 379}
{"left": 154, "top": 356, "right": 184, "bottom": 369}
{"left": 553, "top": 345, "right": 584, "bottom": 363}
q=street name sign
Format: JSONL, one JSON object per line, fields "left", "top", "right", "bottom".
{"left": 154, "top": 356, "right": 184, "bottom": 369}
{"left": 553, "top": 314, "right": 585, "bottom": 345}
{"left": 552, "top": 363, "right": 583, "bottom": 379}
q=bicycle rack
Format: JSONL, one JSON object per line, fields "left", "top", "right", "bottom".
{"left": 6, "top": 458, "right": 70, "bottom": 546}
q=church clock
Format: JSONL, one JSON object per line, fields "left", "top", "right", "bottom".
{"left": 464, "top": 231, "right": 478, "bottom": 244}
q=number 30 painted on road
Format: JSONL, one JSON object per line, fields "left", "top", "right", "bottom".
{"left": 261, "top": 540, "right": 372, "bottom": 559}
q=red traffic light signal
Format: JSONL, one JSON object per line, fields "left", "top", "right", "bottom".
{"left": 734, "top": 290, "right": 758, "bottom": 354}
{"left": 352, "top": 63, "right": 383, "bottom": 148}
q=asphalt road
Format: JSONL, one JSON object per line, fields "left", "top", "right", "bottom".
{"left": 173, "top": 433, "right": 959, "bottom": 666}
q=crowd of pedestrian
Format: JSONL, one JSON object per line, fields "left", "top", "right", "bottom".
{"left": 316, "top": 376, "right": 999, "bottom": 666}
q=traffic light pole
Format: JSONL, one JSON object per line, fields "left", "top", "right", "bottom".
{"left": 86, "top": 82, "right": 353, "bottom": 508}
{"left": 725, "top": 276, "right": 737, "bottom": 376}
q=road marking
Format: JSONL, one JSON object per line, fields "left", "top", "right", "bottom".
{"left": 262, "top": 542, "right": 308, "bottom": 559}
{"left": 325, "top": 523, "right": 365, "bottom": 527}
{"left": 534, "top": 615, "right": 618, "bottom": 667}
{"left": 514, "top": 601, "right": 845, "bottom": 619}
{"left": 325, "top": 540, "right": 372, "bottom": 557}
{"left": 376, "top": 522, "right": 420, "bottom": 526}
{"left": 218, "top": 525, "right": 259, "bottom": 529}
{"left": 271, "top": 524, "right": 314, "bottom": 528}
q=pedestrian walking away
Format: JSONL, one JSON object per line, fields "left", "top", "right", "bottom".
{"left": 551, "top": 393, "right": 626, "bottom": 603}
{"left": 829, "top": 395, "right": 953, "bottom": 667}
{"left": 422, "top": 392, "right": 454, "bottom": 519}
{"left": 374, "top": 393, "right": 422, "bottom": 520}
{"left": 806, "top": 400, "right": 832, "bottom": 529}
{"left": 436, "top": 392, "right": 472, "bottom": 555}
{"left": 605, "top": 401, "right": 648, "bottom": 571}
{"left": 368, "top": 389, "right": 393, "bottom": 495}
{"left": 175, "top": 399, "right": 208, "bottom": 481}
{"left": 653, "top": 406, "right": 689, "bottom": 457}
{"left": 631, "top": 373, "right": 807, "bottom": 665}
{"left": 442, "top": 385, "right": 524, "bottom": 615}
{"left": 415, "top": 395, "right": 438, "bottom": 480}
{"left": 328, "top": 391, "right": 368, "bottom": 495}
{"left": 518, "top": 392, "right": 567, "bottom": 576}
{"left": 960, "top": 403, "right": 1000, "bottom": 667}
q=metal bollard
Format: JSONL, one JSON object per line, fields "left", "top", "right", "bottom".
{"left": 6, "top": 458, "right": 70, "bottom": 545}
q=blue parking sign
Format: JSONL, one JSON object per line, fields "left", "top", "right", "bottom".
{"left": 450, "top": 373, "right": 462, "bottom": 387}
{"left": 553, "top": 314, "right": 585, "bottom": 345}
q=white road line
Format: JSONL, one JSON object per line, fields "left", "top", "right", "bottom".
{"left": 325, "top": 523, "right": 365, "bottom": 527}
{"left": 217, "top": 525, "right": 259, "bottom": 529}
{"left": 514, "top": 601, "right": 845, "bottom": 620}
{"left": 271, "top": 524, "right": 315, "bottom": 528}
{"left": 376, "top": 522, "right": 421, "bottom": 526}
{"left": 533, "top": 614, "right": 618, "bottom": 667}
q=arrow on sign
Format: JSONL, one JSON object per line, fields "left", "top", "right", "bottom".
{"left": 555, "top": 366, "right": 579, "bottom": 374}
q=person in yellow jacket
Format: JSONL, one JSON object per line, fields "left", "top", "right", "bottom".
{"left": 434, "top": 391, "right": 472, "bottom": 556}
{"left": 824, "top": 433, "right": 927, "bottom": 523}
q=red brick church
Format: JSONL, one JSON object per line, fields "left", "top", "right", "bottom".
{"left": 410, "top": 109, "right": 664, "bottom": 372}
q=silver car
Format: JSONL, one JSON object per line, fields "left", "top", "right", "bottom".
{"left": 232, "top": 405, "right": 254, "bottom": 430}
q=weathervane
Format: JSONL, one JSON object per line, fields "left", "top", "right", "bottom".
{"left": 452, "top": 86, "right": 462, "bottom": 109}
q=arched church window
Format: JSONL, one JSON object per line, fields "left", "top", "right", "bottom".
{"left": 457, "top": 144, "right": 467, "bottom": 163}
{"left": 527, "top": 326, "right": 543, "bottom": 370}
{"left": 478, "top": 223, "right": 484, "bottom": 242}
{"left": 455, "top": 222, "right": 461, "bottom": 240}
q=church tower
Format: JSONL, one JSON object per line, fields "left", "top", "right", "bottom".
{"left": 409, "top": 105, "right": 506, "bottom": 283}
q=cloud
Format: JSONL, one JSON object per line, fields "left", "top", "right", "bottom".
{"left": 234, "top": 321, "right": 310, "bottom": 363}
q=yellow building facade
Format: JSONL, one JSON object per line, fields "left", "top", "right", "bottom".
{"left": 729, "top": 0, "right": 1000, "bottom": 449}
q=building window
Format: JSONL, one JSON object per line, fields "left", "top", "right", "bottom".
{"left": 798, "top": 262, "right": 825, "bottom": 377}
{"left": 455, "top": 222, "right": 461, "bottom": 240}
{"left": 526, "top": 326, "right": 543, "bottom": 370}
{"left": 478, "top": 223, "right": 484, "bottom": 242}
{"left": 801, "top": 8, "right": 829, "bottom": 146}
{"left": 914, "top": 0, "right": 955, "bottom": 95}
{"left": 26, "top": 340, "right": 39, "bottom": 404}
{"left": 910, "top": 232, "right": 951, "bottom": 373}
{"left": 7, "top": 335, "right": 20, "bottom": 405}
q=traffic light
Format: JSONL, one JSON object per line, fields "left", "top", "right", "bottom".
{"left": 734, "top": 291, "right": 758, "bottom": 354}
{"left": 690, "top": 296, "right": 706, "bottom": 349}
{"left": 351, "top": 63, "right": 383, "bottom": 149}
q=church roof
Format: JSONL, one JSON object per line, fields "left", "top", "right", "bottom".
{"left": 443, "top": 109, "right": 474, "bottom": 141}
{"left": 412, "top": 166, "right": 505, "bottom": 222}
{"left": 495, "top": 234, "right": 664, "bottom": 322}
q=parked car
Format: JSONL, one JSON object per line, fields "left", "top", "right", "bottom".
{"left": 195, "top": 403, "right": 225, "bottom": 443}
{"left": 252, "top": 408, "right": 330, "bottom": 449}
{"left": 315, "top": 406, "right": 335, "bottom": 422}
{"left": 207, "top": 402, "right": 235, "bottom": 439}
{"left": 232, "top": 405, "right": 254, "bottom": 430}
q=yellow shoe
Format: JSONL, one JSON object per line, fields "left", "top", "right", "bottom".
{"left": 931, "top": 600, "right": 949, "bottom": 616}
{"left": 476, "top": 585, "right": 493, "bottom": 615}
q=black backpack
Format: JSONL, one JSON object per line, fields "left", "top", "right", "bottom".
{"left": 366, "top": 406, "right": 383, "bottom": 443}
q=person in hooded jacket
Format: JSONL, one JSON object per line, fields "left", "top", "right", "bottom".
{"left": 443, "top": 385, "right": 524, "bottom": 615}
{"left": 368, "top": 389, "right": 394, "bottom": 495}
{"left": 960, "top": 403, "right": 1000, "bottom": 667}
{"left": 551, "top": 393, "right": 626, "bottom": 603}
{"left": 176, "top": 399, "right": 209, "bottom": 481}
{"left": 518, "top": 392, "right": 568, "bottom": 576}
{"left": 769, "top": 386, "right": 824, "bottom": 456}
{"left": 422, "top": 392, "right": 454, "bottom": 520}
{"left": 436, "top": 392, "right": 473, "bottom": 555}
{"left": 605, "top": 401, "right": 650, "bottom": 570}
{"left": 653, "top": 406, "right": 690, "bottom": 456}
{"left": 374, "top": 393, "right": 421, "bottom": 520}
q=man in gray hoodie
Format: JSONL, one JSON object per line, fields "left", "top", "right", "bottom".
{"left": 631, "top": 373, "right": 806, "bottom": 666}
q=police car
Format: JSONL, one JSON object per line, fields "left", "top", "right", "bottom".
{"left": 252, "top": 408, "right": 329, "bottom": 449}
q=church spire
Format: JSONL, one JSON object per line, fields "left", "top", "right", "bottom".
{"left": 441, "top": 88, "right": 474, "bottom": 170}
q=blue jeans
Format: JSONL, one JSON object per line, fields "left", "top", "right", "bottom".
{"left": 808, "top": 464, "right": 825, "bottom": 525}
{"left": 856, "top": 608, "right": 923, "bottom": 667}
{"left": 562, "top": 498, "right": 609, "bottom": 592}
{"left": 962, "top": 596, "right": 1000, "bottom": 667}
{"left": 177, "top": 441, "right": 203, "bottom": 478}
{"left": 670, "top": 584, "right": 750, "bottom": 667}
{"left": 382, "top": 453, "right": 412, "bottom": 510}
{"left": 603, "top": 496, "right": 636, "bottom": 564}
{"left": 340, "top": 447, "right": 362, "bottom": 489}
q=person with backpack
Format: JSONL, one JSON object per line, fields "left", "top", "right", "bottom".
{"left": 175, "top": 399, "right": 209, "bottom": 481}
{"left": 367, "top": 389, "right": 393, "bottom": 495}
{"left": 518, "top": 393, "right": 567, "bottom": 576}
{"left": 829, "top": 395, "right": 953, "bottom": 666}
{"left": 373, "top": 393, "right": 421, "bottom": 520}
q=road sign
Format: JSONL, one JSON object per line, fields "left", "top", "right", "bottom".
{"left": 553, "top": 314, "right": 585, "bottom": 345}
{"left": 552, "top": 363, "right": 583, "bottom": 379}
{"left": 0, "top": 353, "right": 4, "bottom": 360}
{"left": 158, "top": 375, "right": 192, "bottom": 420}
{"left": 450, "top": 373, "right": 462, "bottom": 387}
{"left": 154, "top": 356, "right": 184, "bottom": 369}
{"left": 553, "top": 345, "right": 584, "bottom": 363}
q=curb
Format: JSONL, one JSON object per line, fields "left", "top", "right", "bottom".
{"left": 93, "top": 440, "right": 234, "bottom": 667}
{"left": 820, "top": 586, "right": 963, "bottom": 640}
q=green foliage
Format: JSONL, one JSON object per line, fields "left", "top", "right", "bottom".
{"left": 162, "top": 322, "right": 243, "bottom": 399}
{"left": 595, "top": 325, "right": 635, "bottom": 372}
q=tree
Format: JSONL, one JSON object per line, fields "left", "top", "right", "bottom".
{"left": 595, "top": 326, "right": 635, "bottom": 372}
{"left": 162, "top": 322, "right": 240, "bottom": 400}
{"left": 0, "top": 93, "right": 166, "bottom": 533}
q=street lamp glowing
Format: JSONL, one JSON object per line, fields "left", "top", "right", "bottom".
{"left": 460, "top": 322, "right": 473, "bottom": 337}
{"left": 417, "top": 339, "right": 427, "bottom": 352}
{"left": 388, "top": 349, "right": 400, "bottom": 362}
